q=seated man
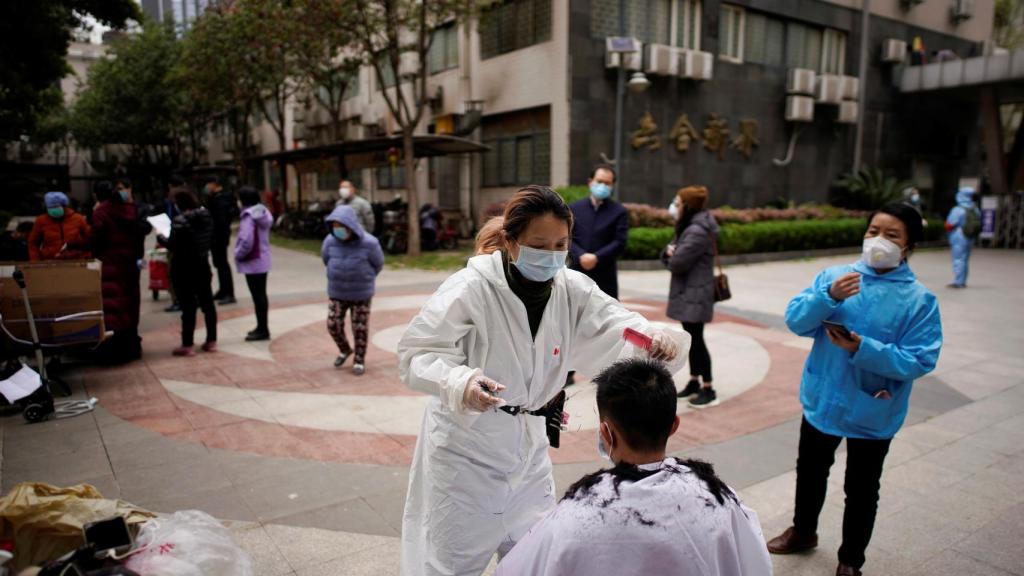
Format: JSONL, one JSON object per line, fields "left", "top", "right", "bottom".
{"left": 497, "top": 358, "right": 772, "bottom": 576}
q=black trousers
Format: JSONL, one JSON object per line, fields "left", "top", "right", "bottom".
{"left": 245, "top": 273, "right": 269, "bottom": 332}
{"left": 177, "top": 271, "right": 217, "bottom": 347}
{"left": 211, "top": 240, "right": 234, "bottom": 298}
{"left": 682, "top": 322, "right": 712, "bottom": 382}
{"left": 793, "top": 417, "right": 892, "bottom": 569}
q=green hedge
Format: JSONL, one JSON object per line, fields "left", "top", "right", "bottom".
{"left": 555, "top": 185, "right": 590, "bottom": 204}
{"left": 625, "top": 218, "right": 943, "bottom": 260}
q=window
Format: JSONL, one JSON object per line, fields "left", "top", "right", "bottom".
{"left": 719, "top": 4, "right": 744, "bottom": 63}
{"left": 479, "top": 0, "right": 552, "bottom": 59}
{"left": 674, "top": 0, "right": 701, "bottom": 50}
{"left": 785, "top": 22, "right": 821, "bottom": 71}
{"left": 821, "top": 28, "right": 846, "bottom": 74}
{"left": 591, "top": 0, "right": 671, "bottom": 45}
{"left": 376, "top": 164, "right": 406, "bottom": 189}
{"left": 743, "top": 11, "right": 784, "bottom": 66}
{"left": 429, "top": 23, "right": 459, "bottom": 74}
{"left": 375, "top": 53, "right": 397, "bottom": 90}
{"left": 481, "top": 107, "right": 550, "bottom": 186}
{"left": 318, "top": 165, "right": 340, "bottom": 191}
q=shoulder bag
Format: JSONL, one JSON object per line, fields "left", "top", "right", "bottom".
{"left": 709, "top": 231, "right": 731, "bottom": 302}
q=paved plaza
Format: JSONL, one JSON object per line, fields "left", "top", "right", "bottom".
{"left": 1, "top": 244, "right": 1022, "bottom": 575}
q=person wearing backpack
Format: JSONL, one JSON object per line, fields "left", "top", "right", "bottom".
{"left": 944, "top": 186, "right": 981, "bottom": 289}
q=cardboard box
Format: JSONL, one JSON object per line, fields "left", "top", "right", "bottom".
{"left": 0, "top": 260, "right": 105, "bottom": 347}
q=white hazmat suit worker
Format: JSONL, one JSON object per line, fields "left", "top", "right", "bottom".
{"left": 398, "top": 186, "right": 690, "bottom": 576}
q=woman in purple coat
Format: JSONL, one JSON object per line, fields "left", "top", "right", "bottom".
{"left": 234, "top": 186, "right": 273, "bottom": 341}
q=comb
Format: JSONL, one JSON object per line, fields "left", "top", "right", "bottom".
{"left": 623, "top": 327, "right": 653, "bottom": 350}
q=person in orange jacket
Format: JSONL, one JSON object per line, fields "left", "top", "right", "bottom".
{"left": 28, "top": 192, "right": 92, "bottom": 261}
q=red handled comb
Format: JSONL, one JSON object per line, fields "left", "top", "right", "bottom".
{"left": 623, "top": 327, "right": 653, "bottom": 350}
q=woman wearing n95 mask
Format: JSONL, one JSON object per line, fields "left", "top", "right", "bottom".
{"left": 398, "top": 185, "right": 690, "bottom": 576}
{"left": 768, "top": 203, "right": 942, "bottom": 576}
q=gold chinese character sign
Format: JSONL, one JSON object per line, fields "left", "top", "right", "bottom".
{"left": 730, "top": 119, "right": 760, "bottom": 159}
{"left": 702, "top": 113, "right": 730, "bottom": 160}
{"left": 631, "top": 112, "right": 662, "bottom": 151}
{"left": 669, "top": 114, "right": 700, "bottom": 152}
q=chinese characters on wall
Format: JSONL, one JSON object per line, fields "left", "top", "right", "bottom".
{"left": 632, "top": 113, "right": 759, "bottom": 160}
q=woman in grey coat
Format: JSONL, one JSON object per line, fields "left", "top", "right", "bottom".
{"left": 662, "top": 185, "right": 719, "bottom": 408}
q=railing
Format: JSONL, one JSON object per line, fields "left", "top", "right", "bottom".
{"left": 900, "top": 48, "right": 1024, "bottom": 92}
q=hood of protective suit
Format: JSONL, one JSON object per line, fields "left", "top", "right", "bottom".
{"left": 956, "top": 187, "right": 975, "bottom": 207}
{"left": 325, "top": 205, "right": 364, "bottom": 239}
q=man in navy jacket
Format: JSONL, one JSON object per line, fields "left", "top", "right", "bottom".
{"left": 569, "top": 165, "right": 629, "bottom": 299}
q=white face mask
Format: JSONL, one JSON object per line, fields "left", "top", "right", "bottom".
{"left": 339, "top": 186, "right": 352, "bottom": 199}
{"left": 597, "top": 426, "right": 612, "bottom": 462}
{"left": 513, "top": 245, "right": 568, "bottom": 282}
{"left": 861, "top": 236, "right": 904, "bottom": 269}
{"left": 668, "top": 202, "right": 680, "bottom": 221}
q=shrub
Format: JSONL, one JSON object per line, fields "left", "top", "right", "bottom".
{"left": 555, "top": 185, "right": 590, "bottom": 204}
{"left": 624, "top": 226, "right": 676, "bottom": 260}
{"left": 622, "top": 202, "right": 674, "bottom": 228}
{"left": 717, "top": 219, "right": 868, "bottom": 255}
{"left": 833, "top": 167, "right": 911, "bottom": 210}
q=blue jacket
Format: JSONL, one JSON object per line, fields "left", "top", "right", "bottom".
{"left": 321, "top": 205, "right": 384, "bottom": 301}
{"left": 785, "top": 260, "right": 942, "bottom": 440}
{"left": 569, "top": 198, "right": 629, "bottom": 298}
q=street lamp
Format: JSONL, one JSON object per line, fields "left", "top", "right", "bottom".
{"left": 628, "top": 72, "right": 651, "bottom": 93}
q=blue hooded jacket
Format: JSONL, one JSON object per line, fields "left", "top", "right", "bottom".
{"left": 785, "top": 259, "right": 942, "bottom": 440}
{"left": 321, "top": 205, "right": 384, "bottom": 301}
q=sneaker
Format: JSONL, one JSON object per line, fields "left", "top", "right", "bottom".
{"left": 334, "top": 353, "right": 350, "bottom": 368}
{"left": 201, "top": 341, "right": 218, "bottom": 353}
{"left": 352, "top": 364, "right": 365, "bottom": 376}
{"left": 688, "top": 387, "right": 719, "bottom": 408}
{"left": 172, "top": 346, "right": 195, "bottom": 357}
{"left": 216, "top": 296, "right": 237, "bottom": 305}
{"left": 245, "top": 329, "right": 271, "bottom": 342}
{"left": 677, "top": 379, "right": 701, "bottom": 398}
{"left": 164, "top": 303, "right": 181, "bottom": 313}
{"left": 946, "top": 283, "right": 966, "bottom": 289}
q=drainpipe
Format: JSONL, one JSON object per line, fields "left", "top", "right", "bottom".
{"left": 853, "top": 0, "right": 870, "bottom": 172}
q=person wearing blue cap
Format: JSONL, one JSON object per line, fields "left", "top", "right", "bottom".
{"left": 28, "top": 192, "right": 92, "bottom": 261}
{"left": 944, "top": 186, "right": 981, "bottom": 288}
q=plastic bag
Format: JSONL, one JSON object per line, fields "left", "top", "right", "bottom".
{"left": 125, "top": 510, "right": 253, "bottom": 576}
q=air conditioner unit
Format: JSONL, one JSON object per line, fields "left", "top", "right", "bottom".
{"left": 605, "top": 37, "right": 643, "bottom": 71}
{"left": 786, "top": 95, "right": 815, "bottom": 122}
{"left": 951, "top": 0, "right": 974, "bottom": 22}
{"left": 646, "top": 44, "right": 678, "bottom": 76}
{"left": 815, "top": 74, "right": 843, "bottom": 104}
{"left": 882, "top": 39, "right": 907, "bottom": 63}
{"left": 840, "top": 76, "right": 859, "bottom": 100}
{"left": 399, "top": 51, "right": 419, "bottom": 78}
{"left": 838, "top": 101, "right": 858, "bottom": 124}
{"left": 787, "top": 68, "right": 816, "bottom": 95}
{"left": 678, "top": 50, "right": 713, "bottom": 80}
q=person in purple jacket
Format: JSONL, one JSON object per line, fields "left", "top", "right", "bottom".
{"left": 322, "top": 205, "right": 384, "bottom": 375}
{"left": 234, "top": 186, "right": 273, "bottom": 341}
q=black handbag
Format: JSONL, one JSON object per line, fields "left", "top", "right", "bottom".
{"left": 709, "top": 231, "right": 731, "bottom": 302}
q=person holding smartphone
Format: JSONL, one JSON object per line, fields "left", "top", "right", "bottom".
{"left": 767, "top": 204, "right": 942, "bottom": 576}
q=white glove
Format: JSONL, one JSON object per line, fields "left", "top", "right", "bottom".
{"left": 648, "top": 330, "right": 680, "bottom": 362}
{"left": 462, "top": 375, "right": 507, "bottom": 413}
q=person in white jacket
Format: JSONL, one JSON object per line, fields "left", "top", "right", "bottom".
{"left": 496, "top": 358, "right": 772, "bottom": 576}
{"left": 398, "top": 186, "right": 690, "bottom": 576}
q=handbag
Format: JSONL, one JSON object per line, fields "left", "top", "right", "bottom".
{"left": 709, "top": 231, "right": 731, "bottom": 302}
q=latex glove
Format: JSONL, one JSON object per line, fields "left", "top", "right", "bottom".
{"left": 648, "top": 330, "right": 679, "bottom": 362}
{"left": 463, "top": 375, "right": 507, "bottom": 412}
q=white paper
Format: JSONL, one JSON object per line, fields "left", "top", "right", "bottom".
{"left": 0, "top": 365, "right": 42, "bottom": 403}
{"left": 147, "top": 213, "right": 172, "bottom": 238}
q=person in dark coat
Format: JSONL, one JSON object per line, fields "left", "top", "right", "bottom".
{"left": 662, "top": 186, "right": 720, "bottom": 408}
{"left": 91, "top": 181, "right": 146, "bottom": 361}
{"left": 569, "top": 165, "right": 629, "bottom": 299}
{"left": 0, "top": 221, "right": 34, "bottom": 261}
{"left": 205, "top": 176, "right": 238, "bottom": 304}
{"left": 159, "top": 191, "right": 218, "bottom": 357}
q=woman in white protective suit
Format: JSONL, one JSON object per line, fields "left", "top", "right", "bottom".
{"left": 398, "top": 185, "right": 690, "bottom": 576}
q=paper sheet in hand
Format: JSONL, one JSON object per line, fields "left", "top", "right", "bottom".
{"left": 0, "top": 365, "right": 42, "bottom": 403}
{"left": 147, "top": 214, "right": 171, "bottom": 238}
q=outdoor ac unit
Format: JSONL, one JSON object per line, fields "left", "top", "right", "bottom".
{"left": 840, "top": 76, "right": 859, "bottom": 100}
{"left": 605, "top": 37, "right": 643, "bottom": 71}
{"left": 815, "top": 74, "right": 843, "bottom": 104}
{"left": 838, "top": 101, "right": 858, "bottom": 124}
{"left": 882, "top": 39, "right": 907, "bottom": 63}
{"left": 785, "top": 95, "right": 815, "bottom": 122}
{"left": 678, "top": 50, "right": 713, "bottom": 80}
{"left": 646, "top": 44, "right": 678, "bottom": 76}
{"left": 951, "top": 0, "right": 974, "bottom": 22}
{"left": 787, "top": 68, "right": 816, "bottom": 95}
{"left": 399, "top": 51, "right": 419, "bottom": 78}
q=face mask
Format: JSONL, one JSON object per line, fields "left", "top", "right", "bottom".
{"left": 118, "top": 190, "right": 130, "bottom": 203}
{"left": 590, "top": 182, "right": 612, "bottom": 201}
{"left": 910, "top": 193, "right": 920, "bottom": 206}
{"left": 597, "top": 424, "right": 612, "bottom": 462}
{"left": 339, "top": 187, "right": 352, "bottom": 200}
{"left": 47, "top": 207, "right": 64, "bottom": 219}
{"left": 861, "top": 236, "right": 904, "bottom": 269}
{"left": 332, "top": 227, "right": 349, "bottom": 241}
{"left": 513, "top": 245, "right": 567, "bottom": 282}
{"left": 668, "top": 202, "right": 680, "bottom": 221}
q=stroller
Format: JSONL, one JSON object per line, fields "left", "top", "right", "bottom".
{"left": 0, "top": 268, "right": 97, "bottom": 423}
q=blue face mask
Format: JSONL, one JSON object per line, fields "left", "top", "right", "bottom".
{"left": 590, "top": 182, "right": 612, "bottom": 201}
{"left": 513, "top": 245, "right": 567, "bottom": 282}
{"left": 332, "top": 227, "right": 350, "bottom": 241}
{"left": 118, "top": 190, "right": 130, "bottom": 203}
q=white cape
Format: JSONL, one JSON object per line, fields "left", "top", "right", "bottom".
{"left": 497, "top": 458, "right": 773, "bottom": 576}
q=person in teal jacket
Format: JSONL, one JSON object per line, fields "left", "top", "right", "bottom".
{"left": 944, "top": 186, "right": 980, "bottom": 288}
{"left": 766, "top": 203, "right": 943, "bottom": 576}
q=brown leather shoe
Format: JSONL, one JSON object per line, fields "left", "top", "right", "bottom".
{"left": 836, "top": 563, "right": 862, "bottom": 576}
{"left": 766, "top": 526, "right": 818, "bottom": 554}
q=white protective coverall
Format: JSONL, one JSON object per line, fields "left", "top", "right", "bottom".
{"left": 496, "top": 458, "right": 773, "bottom": 576}
{"left": 398, "top": 251, "right": 690, "bottom": 576}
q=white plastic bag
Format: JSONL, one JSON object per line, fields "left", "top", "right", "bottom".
{"left": 124, "top": 510, "right": 253, "bottom": 576}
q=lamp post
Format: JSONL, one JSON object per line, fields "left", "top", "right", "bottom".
{"left": 609, "top": 0, "right": 650, "bottom": 198}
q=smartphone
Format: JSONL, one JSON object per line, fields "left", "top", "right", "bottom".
{"left": 83, "top": 516, "right": 132, "bottom": 558}
{"left": 822, "top": 320, "right": 852, "bottom": 339}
